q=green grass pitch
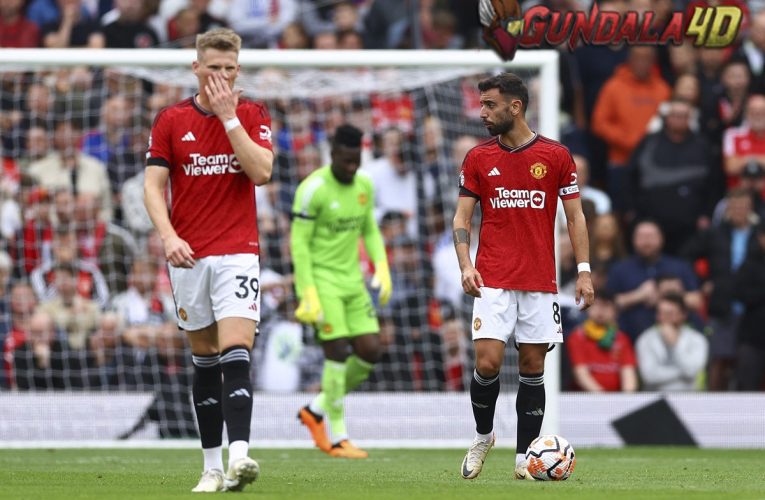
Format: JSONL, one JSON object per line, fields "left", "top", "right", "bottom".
{"left": 1, "top": 447, "right": 763, "bottom": 499}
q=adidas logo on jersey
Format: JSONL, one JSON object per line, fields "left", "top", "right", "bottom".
{"left": 488, "top": 167, "right": 501, "bottom": 176}
{"left": 181, "top": 131, "right": 196, "bottom": 142}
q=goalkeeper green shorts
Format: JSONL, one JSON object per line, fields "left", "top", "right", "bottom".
{"left": 315, "top": 285, "right": 379, "bottom": 341}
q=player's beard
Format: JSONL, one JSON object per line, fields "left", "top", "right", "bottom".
{"left": 486, "top": 116, "right": 514, "bottom": 136}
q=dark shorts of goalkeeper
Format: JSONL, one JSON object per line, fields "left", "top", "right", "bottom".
{"left": 314, "top": 284, "right": 379, "bottom": 342}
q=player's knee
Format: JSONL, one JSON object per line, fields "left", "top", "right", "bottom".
{"left": 518, "top": 357, "right": 545, "bottom": 374}
{"left": 475, "top": 358, "right": 501, "bottom": 379}
{"left": 323, "top": 338, "right": 350, "bottom": 362}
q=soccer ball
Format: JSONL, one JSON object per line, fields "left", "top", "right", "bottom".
{"left": 525, "top": 434, "right": 576, "bottom": 481}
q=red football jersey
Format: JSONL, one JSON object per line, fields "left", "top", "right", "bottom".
{"left": 146, "top": 96, "right": 272, "bottom": 258}
{"left": 459, "top": 134, "right": 579, "bottom": 292}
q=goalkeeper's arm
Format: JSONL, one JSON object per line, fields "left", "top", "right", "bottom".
{"left": 290, "top": 215, "right": 323, "bottom": 324}
{"left": 362, "top": 198, "right": 392, "bottom": 306}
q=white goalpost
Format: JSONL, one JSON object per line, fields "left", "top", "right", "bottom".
{"left": 0, "top": 48, "right": 561, "bottom": 448}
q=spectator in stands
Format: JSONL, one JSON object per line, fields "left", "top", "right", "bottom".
{"left": 366, "top": 128, "right": 435, "bottom": 238}
{"left": 101, "top": 0, "right": 160, "bottom": 48}
{"left": 742, "top": 10, "right": 765, "bottom": 94}
{"left": 362, "top": 0, "right": 409, "bottom": 49}
{"left": 591, "top": 46, "right": 671, "bottom": 212}
{"left": 86, "top": 311, "right": 138, "bottom": 389}
{"left": 591, "top": 212, "right": 627, "bottom": 271}
{"left": 0, "top": 250, "right": 11, "bottom": 352}
{"left": 566, "top": 290, "right": 638, "bottom": 392}
{"left": 279, "top": 22, "right": 311, "bottom": 49}
{"left": 573, "top": 154, "right": 611, "bottom": 215}
{"left": 167, "top": 7, "right": 201, "bottom": 48}
{"left": 3, "top": 281, "right": 38, "bottom": 383}
{"left": 30, "top": 226, "right": 110, "bottom": 308}
{"left": 682, "top": 188, "right": 759, "bottom": 390}
{"left": 733, "top": 220, "right": 765, "bottom": 390}
{"left": 27, "top": 119, "right": 113, "bottom": 222}
{"left": 166, "top": 0, "right": 227, "bottom": 46}
{"left": 13, "top": 310, "right": 69, "bottom": 390}
{"left": 723, "top": 94, "right": 765, "bottom": 186}
{"left": 14, "top": 186, "right": 55, "bottom": 275}
{"left": 702, "top": 57, "right": 750, "bottom": 148}
{"left": 713, "top": 161, "right": 765, "bottom": 225}
{"left": 635, "top": 293, "right": 708, "bottom": 391}
{"left": 227, "top": 0, "right": 297, "bottom": 48}
{"left": 81, "top": 94, "right": 141, "bottom": 194}
{"left": 337, "top": 29, "right": 363, "bottom": 50}
{"left": 0, "top": 0, "right": 40, "bottom": 47}
{"left": 110, "top": 256, "right": 175, "bottom": 349}
{"left": 37, "top": 261, "right": 101, "bottom": 350}
{"left": 625, "top": 98, "right": 715, "bottom": 255}
{"left": 73, "top": 192, "right": 137, "bottom": 295}
{"left": 312, "top": 29, "right": 337, "bottom": 50}
{"left": 41, "top": 0, "right": 104, "bottom": 48}
{"left": 421, "top": 8, "right": 463, "bottom": 49}
{"left": 608, "top": 220, "right": 702, "bottom": 341}
{"left": 437, "top": 305, "right": 469, "bottom": 391}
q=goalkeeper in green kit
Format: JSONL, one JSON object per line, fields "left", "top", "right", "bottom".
{"left": 291, "top": 124, "right": 392, "bottom": 459}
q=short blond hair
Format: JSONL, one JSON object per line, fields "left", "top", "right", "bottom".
{"left": 196, "top": 28, "right": 241, "bottom": 57}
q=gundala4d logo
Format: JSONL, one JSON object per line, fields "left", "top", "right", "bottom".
{"left": 479, "top": 0, "right": 743, "bottom": 61}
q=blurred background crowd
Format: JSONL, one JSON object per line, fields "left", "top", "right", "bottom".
{"left": 2, "top": 0, "right": 765, "bottom": 435}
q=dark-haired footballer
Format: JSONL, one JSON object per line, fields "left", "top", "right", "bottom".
{"left": 291, "top": 124, "right": 392, "bottom": 459}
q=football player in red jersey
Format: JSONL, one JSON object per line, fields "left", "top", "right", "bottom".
{"left": 454, "top": 72, "right": 594, "bottom": 480}
{"left": 144, "top": 28, "right": 273, "bottom": 493}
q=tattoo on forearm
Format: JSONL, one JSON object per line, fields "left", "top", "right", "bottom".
{"left": 453, "top": 228, "right": 469, "bottom": 247}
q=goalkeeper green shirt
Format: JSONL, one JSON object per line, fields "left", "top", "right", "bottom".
{"left": 290, "top": 165, "right": 387, "bottom": 297}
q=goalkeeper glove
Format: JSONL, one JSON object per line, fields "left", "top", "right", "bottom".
{"left": 371, "top": 260, "right": 392, "bottom": 306}
{"left": 295, "top": 286, "right": 323, "bottom": 324}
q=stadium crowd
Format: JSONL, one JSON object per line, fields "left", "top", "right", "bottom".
{"left": 1, "top": 0, "right": 765, "bottom": 436}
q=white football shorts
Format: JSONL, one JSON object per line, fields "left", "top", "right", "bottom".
{"left": 168, "top": 253, "right": 261, "bottom": 331}
{"left": 471, "top": 287, "right": 563, "bottom": 344}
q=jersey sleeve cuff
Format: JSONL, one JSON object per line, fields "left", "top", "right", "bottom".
{"left": 459, "top": 186, "right": 480, "bottom": 199}
{"left": 146, "top": 157, "right": 170, "bottom": 168}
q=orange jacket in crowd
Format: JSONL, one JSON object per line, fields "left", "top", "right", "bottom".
{"left": 591, "top": 64, "right": 671, "bottom": 166}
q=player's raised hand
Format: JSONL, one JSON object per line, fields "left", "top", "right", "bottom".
{"left": 163, "top": 235, "right": 195, "bottom": 268}
{"left": 575, "top": 273, "right": 595, "bottom": 311}
{"left": 461, "top": 266, "right": 484, "bottom": 298}
{"left": 205, "top": 71, "right": 241, "bottom": 122}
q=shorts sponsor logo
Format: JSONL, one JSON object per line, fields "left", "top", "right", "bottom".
{"left": 178, "top": 308, "right": 188, "bottom": 321}
{"left": 182, "top": 153, "right": 242, "bottom": 176}
{"left": 473, "top": 317, "right": 482, "bottom": 331}
{"left": 530, "top": 162, "right": 547, "bottom": 179}
{"left": 489, "top": 187, "right": 545, "bottom": 209}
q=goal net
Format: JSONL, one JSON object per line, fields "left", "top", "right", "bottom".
{"left": 0, "top": 49, "right": 560, "bottom": 445}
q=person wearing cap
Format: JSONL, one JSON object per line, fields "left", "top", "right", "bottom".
{"left": 711, "top": 161, "right": 765, "bottom": 225}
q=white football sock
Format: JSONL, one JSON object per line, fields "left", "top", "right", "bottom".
{"left": 202, "top": 445, "right": 224, "bottom": 472}
{"left": 516, "top": 453, "right": 526, "bottom": 466}
{"left": 228, "top": 440, "right": 249, "bottom": 467}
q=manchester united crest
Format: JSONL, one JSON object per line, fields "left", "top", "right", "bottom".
{"left": 530, "top": 163, "right": 547, "bottom": 179}
{"left": 322, "top": 323, "right": 333, "bottom": 333}
{"left": 473, "top": 317, "right": 482, "bottom": 331}
{"left": 178, "top": 308, "right": 188, "bottom": 321}
{"left": 358, "top": 193, "right": 368, "bottom": 205}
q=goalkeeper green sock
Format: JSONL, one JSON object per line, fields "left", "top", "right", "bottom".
{"left": 320, "top": 359, "right": 347, "bottom": 442}
{"left": 345, "top": 354, "right": 374, "bottom": 393}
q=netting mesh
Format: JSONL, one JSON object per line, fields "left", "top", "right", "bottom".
{"left": 0, "top": 63, "right": 544, "bottom": 438}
